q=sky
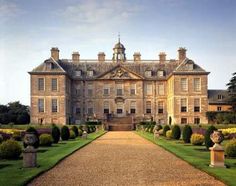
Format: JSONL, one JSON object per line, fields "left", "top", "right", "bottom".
{"left": 0, "top": 0, "right": 236, "bottom": 105}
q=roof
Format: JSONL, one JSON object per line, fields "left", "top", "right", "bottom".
{"left": 208, "top": 89, "right": 231, "bottom": 105}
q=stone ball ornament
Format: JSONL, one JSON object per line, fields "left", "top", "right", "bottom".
{"left": 24, "top": 132, "right": 37, "bottom": 148}
{"left": 210, "top": 130, "right": 224, "bottom": 145}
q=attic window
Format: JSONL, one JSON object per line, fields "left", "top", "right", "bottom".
{"left": 75, "top": 70, "right": 81, "bottom": 77}
{"left": 157, "top": 70, "right": 164, "bottom": 77}
{"left": 218, "top": 95, "right": 223, "bottom": 100}
{"left": 186, "top": 63, "right": 194, "bottom": 70}
{"left": 46, "top": 62, "right": 53, "bottom": 70}
{"left": 145, "top": 70, "right": 152, "bottom": 77}
{"left": 87, "top": 70, "right": 94, "bottom": 77}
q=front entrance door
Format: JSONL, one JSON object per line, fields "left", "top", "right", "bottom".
{"left": 116, "top": 102, "right": 124, "bottom": 117}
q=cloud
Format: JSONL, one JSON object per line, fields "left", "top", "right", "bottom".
{"left": 0, "top": 1, "right": 21, "bottom": 20}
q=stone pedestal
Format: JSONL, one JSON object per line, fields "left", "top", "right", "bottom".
{"left": 23, "top": 147, "right": 37, "bottom": 168}
{"left": 209, "top": 144, "right": 225, "bottom": 168}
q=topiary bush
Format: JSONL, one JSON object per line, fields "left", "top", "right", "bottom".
{"left": 51, "top": 125, "right": 60, "bottom": 143}
{"left": 163, "top": 125, "right": 170, "bottom": 137}
{"left": 158, "top": 129, "right": 164, "bottom": 135}
{"left": 78, "top": 129, "right": 83, "bottom": 136}
{"left": 191, "top": 134, "right": 204, "bottom": 146}
{"left": 225, "top": 139, "right": 236, "bottom": 157}
{"left": 205, "top": 125, "right": 217, "bottom": 150}
{"left": 39, "top": 134, "right": 53, "bottom": 146}
{"left": 0, "top": 134, "right": 3, "bottom": 144}
{"left": 70, "top": 130, "right": 76, "bottom": 139}
{"left": 24, "top": 127, "right": 39, "bottom": 148}
{"left": 61, "top": 126, "right": 70, "bottom": 140}
{"left": 0, "top": 139, "right": 22, "bottom": 159}
{"left": 156, "top": 125, "right": 162, "bottom": 131}
{"left": 182, "top": 125, "right": 192, "bottom": 143}
{"left": 172, "top": 125, "right": 181, "bottom": 140}
{"left": 166, "top": 130, "right": 172, "bottom": 139}
{"left": 71, "top": 126, "right": 79, "bottom": 137}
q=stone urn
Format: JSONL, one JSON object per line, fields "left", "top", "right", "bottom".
{"left": 210, "top": 131, "right": 224, "bottom": 150}
{"left": 24, "top": 132, "right": 37, "bottom": 149}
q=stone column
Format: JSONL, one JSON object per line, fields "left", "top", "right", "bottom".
{"left": 23, "top": 132, "right": 37, "bottom": 168}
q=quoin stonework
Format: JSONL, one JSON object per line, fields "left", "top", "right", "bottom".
{"left": 29, "top": 39, "right": 230, "bottom": 125}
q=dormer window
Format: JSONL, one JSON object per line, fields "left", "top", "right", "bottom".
{"left": 218, "top": 95, "right": 223, "bottom": 100}
{"left": 87, "top": 70, "right": 94, "bottom": 77}
{"left": 46, "top": 62, "right": 54, "bottom": 70}
{"left": 145, "top": 70, "right": 152, "bottom": 77}
{"left": 75, "top": 70, "right": 82, "bottom": 77}
{"left": 157, "top": 70, "right": 164, "bottom": 77}
{"left": 186, "top": 63, "right": 194, "bottom": 70}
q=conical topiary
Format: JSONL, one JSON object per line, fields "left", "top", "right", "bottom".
{"left": 204, "top": 125, "right": 217, "bottom": 150}
{"left": 182, "top": 125, "right": 192, "bottom": 143}
{"left": 172, "top": 125, "right": 181, "bottom": 140}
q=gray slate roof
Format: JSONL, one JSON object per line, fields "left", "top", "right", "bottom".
{"left": 208, "top": 89, "right": 231, "bottom": 105}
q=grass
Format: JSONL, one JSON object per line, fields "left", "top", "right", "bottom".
{"left": 136, "top": 131, "right": 236, "bottom": 186}
{"left": 0, "top": 130, "right": 106, "bottom": 186}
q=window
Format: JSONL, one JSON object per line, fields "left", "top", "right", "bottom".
{"left": 116, "top": 83, "right": 123, "bottom": 96}
{"left": 181, "top": 118, "right": 187, "bottom": 124}
{"left": 187, "top": 63, "right": 193, "bottom": 70}
{"left": 51, "top": 78, "right": 58, "bottom": 91}
{"left": 117, "top": 102, "right": 123, "bottom": 114}
{"left": 87, "top": 70, "right": 93, "bottom": 77}
{"left": 87, "top": 102, "right": 93, "bottom": 115}
{"left": 103, "top": 84, "right": 110, "bottom": 95}
{"left": 146, "top": 83, "right": 152, "bottom": 95}
{"left": 218, "top": 95, "right": 223, "bottom": 100}
{"left": 88, "top": 83, "right": 93, "bottom": 97}
{"left": 76, "top": 107, "right": 81, "bottom": 114}
{"left": 51, "top": 99, "right": 58, "bottom": 112}
{"left": 180, "top": 78, "right": 188, "bottom": 91}
{"left": 38, "top": 99, "right": 44, "bottom": 112}
{"left": 158, "top": 101, "right": 164, "bottom": 114}
{"left": 38, "top": 78, "right": 44, "bottom": 91}
{"left": 75, "top": 70, "right": 81, "bottom": 77}
{"left": 158, "top": 84, "right": 164, "bottom": 95}
{"left": 194, "top": 117, "right": 200, "bottom": 124}
{"left": 146, "top": 101, "right": 151, "bottom": 114}
{"left": 103, "top": 101, "right": 109, "bottom": 114}
{"left": 181, "top": 98, "right": 187, "bottom": 112}
{"left": 158, "top": 70, "right": 164, "bottom": 77}
{"left": 145, "top": 70, "right": 152, "bottom": 77}
{"left": 130, "top": 83, "right": 136, "bottom": 95}
{"left": 217, "top": 106, "right": 222, "bottom": 111}
{"left": 194, "top": 98, "right": 200, "bottom": 112}
{"left": 194, "top": 78, "right": 201, "bottom": 92}
{"left": 130, "top": 101, "right": 136, "bottom": 114}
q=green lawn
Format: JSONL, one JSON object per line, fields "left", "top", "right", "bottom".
{"left": 136, "top": 131, "right": 236, "bottom": 186}
{"left": 0, "top": 130, "right": 106, "bottom": 186}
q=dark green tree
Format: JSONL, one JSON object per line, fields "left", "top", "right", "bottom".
{"left": 227, "top": 72, "right": 236, "bottom": 111}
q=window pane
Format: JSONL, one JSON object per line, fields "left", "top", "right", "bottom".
{"left": 181, "top": 78, "right": 187, "bottom": 91}
{"left": 38, "top": 78, "right": 44, "bottom": 91}
{"left": 158, "top": 84, "right": 164, "bottom": 95}
{"left": 52, "top": 99, "right": 58, "bottom": 112}
{"left": 130, "top": 83, "right": 136, "bottom": 95}
{"left": 38, "top": 99, "right": 44, "bottom": 112}
{"left": 194, "top": 98, "right": 200, "bottom": 112}
{"left": 146, "top": 84, "right": 152, "bottom": 95}
{"left": 146, "top": 101, "right": 151, "bottom": 113}
{"left": 194, "top": 78, "right": 200, "bottom": 92}
{"left": 158, "top": 101, "right": 164, "bottom": 113}
{"left": 145, "top": 70, "right": 152, "bottom": 77}
{"left": 51, "top": 78, "right": 57, "bottom": 91}
{"left": 181, "top": 98, "right": 187, "bottom": 112}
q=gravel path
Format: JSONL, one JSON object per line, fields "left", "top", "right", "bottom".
{"left": 29, "top": 132, "right": 225, "bottom": 186}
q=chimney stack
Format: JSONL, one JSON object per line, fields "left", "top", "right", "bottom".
{"left": 98, "top": 52, "right": 105, "bottom": 63}
{"left": 51, "top": 47, "right": 59, "bottom": 61}
{"left": 178, "top": 47, "right": 187, "bottom": 62}
{"left": 133, "top": 52, "right": 141, "bottom": 62}
{"left": 72, "top": 52, "right": 80, "bottom": 62}
{"left": 159, "top": 52, "right": 166, "bottom": 64}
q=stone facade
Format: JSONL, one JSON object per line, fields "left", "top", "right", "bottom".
{"left": 29, "top": 41, "right": 212, "bottom": 125}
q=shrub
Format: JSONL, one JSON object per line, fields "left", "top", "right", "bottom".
{"left": 0, "top": 139, "right": 22, "bottom": 159}
{"left": 149, "top": 125, "right": 154, "bottom": 133}
{"left": 191, "top": 134, "right": 204, "bottom": 146}
{"left": 172, "top": 125, "right": 181, "bottom": 140}
{"left": 158, "top": 129, "right": 164, "bottom": 135}
{"left": 39, "top": 134, "right": 53, "bottom": 146}
{"left": 70, "top": 130, "right": 76, "bottom": 139}
{"left": 166, "top": 130, "right": 172, "bottom": 139}
{"left": 225, "top": 139, "right": 236, "bottom": 157}
{"left": 51, "top": 125, "right": 60, "bottom": 143}
{"left": 0, "top": 134, "right": 3, "bottom": 144}
{"left": 61, "top": 126, "right": 70, "bottom": 140}
{"left": 71, "top": 126, "right": 79, "bottom": 137}
{"left": 205, "top": 125, "right": 217, "bottom": 150}
{"left": 12, "top": 131, "right": 22, "bottom": 141}
{"left": 156, "top": 125, "right": 162, "bottom": 131}
{"left": 163, "top": 125, "right": 170, "bottom": 137}
{"left": 24, "top": 127, "right": 39, "bottom": 149}
{"left": 182, "top": 125, "right": 192, "bottom": 143}
{"left": 78, "top": 129, "right": 83, "bottom": 136}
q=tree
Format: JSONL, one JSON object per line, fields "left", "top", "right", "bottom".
{"left": 227, "top": 72, "right": 236, "bottom": 111}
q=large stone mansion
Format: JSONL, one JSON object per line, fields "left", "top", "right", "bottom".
{"left": 29, "top": 40, "right": 229, "bottom": 125}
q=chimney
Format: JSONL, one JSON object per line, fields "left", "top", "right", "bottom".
{"left": 159, "top": 52, "right": 166, "bottom": 64}
{"left": 72, "top": 52, "right": 80, "bottom": 62}
{"left": 51, "top": 47, "right": 59, "bottom": 61}
{"left": 133, "top": 52, "right": 141, "bottom": 62}
{"left": 98, "top": 52, "right": 105, "bottom": 63}
{"left": 178, "top": 47, "right": 187, "bottom": 62}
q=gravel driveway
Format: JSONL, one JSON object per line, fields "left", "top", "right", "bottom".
{"left": 29, "top": 132, "right": 225, "bottom": 186}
